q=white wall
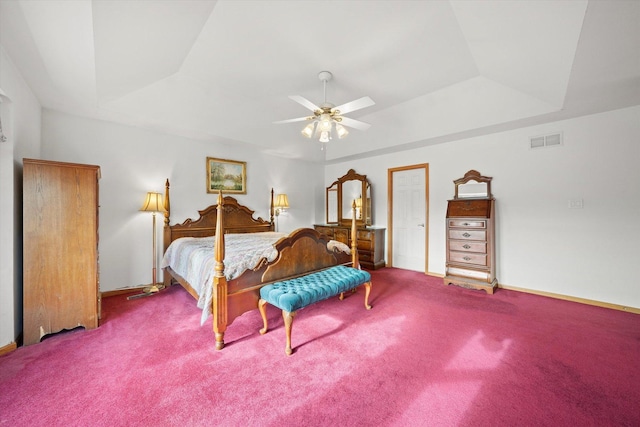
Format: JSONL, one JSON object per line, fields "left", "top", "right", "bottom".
{"left": 41, "top": 110, "right": 324, "bottom": 292}
{"left": 326, "top": 106, "right": 640, "bottom": 309}
{"left": 0, "top": 46, "right": 42, "bottom": 349}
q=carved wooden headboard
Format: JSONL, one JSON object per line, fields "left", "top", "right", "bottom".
{"left": 162, "top": 179, "right": 275, "bottom": 254}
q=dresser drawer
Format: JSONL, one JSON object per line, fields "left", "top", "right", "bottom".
{"left": 358, "top": 240, "right": 372, "bottom": 251}
{"left": 447, "top": 199, "right": 492, "bottom": 217}
{"left": 449, "top": 229, "right": 486, "bottom": 241}
{"left": 446, "top": 266, "right": 492, "bottom": 282}
{"left": 449, "top": 240, "right": 487, "bottom": 253}
{"left": 449, "top": 251, "right": 487, "bottom": 266}
{"left": 359, "top": 251, "right": 373, "bottom": 262}
{"left": 357, "top": 230, "right": 373, "bottom": 241}
{"left": 334, "top": 229, "right": 349, "bottom": 244}
{"left": 314, "top": 226, "right": 334, "bottom": 239}
{"left": 448, "top": 219, "right": 486, "bottom": 229}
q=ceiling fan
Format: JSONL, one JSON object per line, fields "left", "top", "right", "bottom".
{"left": 274, "top": 71, "right": 375, "bottom": 144}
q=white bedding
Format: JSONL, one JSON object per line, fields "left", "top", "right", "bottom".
{"left": 161, "top": 232, "right": 287, "bottom": 324}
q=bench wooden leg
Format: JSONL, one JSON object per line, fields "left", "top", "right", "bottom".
{"left": 283, "top": 310, "right": 296, "bottom": 356}
{"left": 258, "top": 299, "right": 269, "bottom": 335}
{"left": 339, "top": 288, "right": 358, "bottom": 300}
{"left": 364, "top": 282, "right": 372, "bottom": 310}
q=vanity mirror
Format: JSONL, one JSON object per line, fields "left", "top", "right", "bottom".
{"left": 326, "top": 183, "right": 338, "bottom": 224}
{"left": 315, "top": 169, "right": 385, "bottom": 270}
{"left": 326, "top": 169, "right": 371, "bottom": 227}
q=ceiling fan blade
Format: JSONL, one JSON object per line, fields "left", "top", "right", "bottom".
{"left": 338, "top": 116, "right": 371, "bottom": 131}
{"left": 273, "top": 116, "right": 313, "bottom": 124}
{"left": 332, "top": 96, "right": 375, "bottom": 115}
{"left": 289, "top": 95, "right": 321, "bottom": 112}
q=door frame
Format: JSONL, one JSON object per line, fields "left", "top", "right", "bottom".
{"left": 387, "top": 163, "right": 429, "bottom": 272}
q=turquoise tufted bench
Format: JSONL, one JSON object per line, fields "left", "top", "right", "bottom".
{"left": 258, "top": 265, "right": 372, "bottom": 355}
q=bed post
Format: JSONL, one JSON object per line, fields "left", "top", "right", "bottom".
{"left": 351, "top": 200, "right": 360, "bottom": 269}
{"left": 270, "top": 188, "right": 275, "bottom": 230}
{"left": 164, "top": 179, "right": 170, "bottom": 226}
{"left": 212, "top": 190, "right": 228, "bottom": 350}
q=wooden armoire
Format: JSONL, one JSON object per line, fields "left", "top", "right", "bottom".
{"left": 23, "top": 159, "right": 101, "bottom": 345}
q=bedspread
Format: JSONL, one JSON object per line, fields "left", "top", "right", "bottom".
{"left": 162, "top": 232, "right": 351, "bottom": 324}
{"left": 161, "top": 232, "right": 286, "bottom": 324}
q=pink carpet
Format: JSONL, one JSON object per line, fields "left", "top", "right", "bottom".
{"left": 1, "top": 268, "right": 638, "bottom": 426}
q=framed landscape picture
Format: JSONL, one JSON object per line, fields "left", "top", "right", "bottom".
{"left": 206, "top": 157, "right": 246, "bottom": 194}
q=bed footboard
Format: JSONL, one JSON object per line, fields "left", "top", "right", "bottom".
{"left": 162, "top": 184, "right": 360, "bottom": 351}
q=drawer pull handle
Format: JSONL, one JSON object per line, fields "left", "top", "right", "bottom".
{"left": 463, "top": 256, "right": 471, "bottom": 261}
{"left": 462, "top": 232, "right": 471, "bottom": 238}
{"left": 463, "top": 222, "right": 470, "bottom": 226}
{"left": 463, "top": 244, "right": 471, "bottom": 249}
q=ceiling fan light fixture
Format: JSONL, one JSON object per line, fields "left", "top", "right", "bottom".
{"left": 319, "top": 113, "right": 332, "bottom": 131}
{"left": 335, "top": 123, "right": 349, "bottom": 139}
{"left": 319, "top": 130, "right": 330, "bottom": 143}
{"left": 274, "top": 70, "right": 374, "bottom": 148}
{"left": 301, "top": 122, "right": 315, "bottom": 138}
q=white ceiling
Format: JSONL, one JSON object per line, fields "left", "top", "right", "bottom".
{"left": 1, "top": 0, "right": 639, "bottom": 163}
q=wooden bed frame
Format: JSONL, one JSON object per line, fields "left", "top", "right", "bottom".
{"left": 161, "top": 179, "right": 358, "bottom": 350}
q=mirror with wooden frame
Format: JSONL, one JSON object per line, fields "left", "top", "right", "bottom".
{"left": 453, "top": 169, "right": 493, "bottom": 199}
{"left": 326, "top": 183, "right": 338, "bottom": 224}
{"left": 326, "top": 169, "right": 371, "bottom": 227}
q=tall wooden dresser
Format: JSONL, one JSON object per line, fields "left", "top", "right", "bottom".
{"left": 443, "top": 170, "right": 498, "bottom": 294}
{"left": 314, "top": 225, "right": 386, "bottom": 270}
{"left": 23, "top": 159, "right": 101, "bottom": 345}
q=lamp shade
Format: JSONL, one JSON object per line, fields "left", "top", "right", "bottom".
{"left": 301, "top": 122, "right": 316, "bottom": 138}
{"left": 335, "top": 123, "right": 349, "bottom": 139}
{"left": 319, "top": 131, "right": 330, "bottom": 143}
{"left": 274, "top": 193, "right": 289, "bottom": 209}
{"left": 140, "top": 192, "right": 166, "bottom": 212}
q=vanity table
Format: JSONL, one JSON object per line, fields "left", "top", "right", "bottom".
{"left": 314, "top": 169, "right": 385, "bottom": 270}
{"left": 315, "top": 225, "right": 385, "bottom": 270}
{"left": 443, "top": 170, "right": 498, "bottom": 294}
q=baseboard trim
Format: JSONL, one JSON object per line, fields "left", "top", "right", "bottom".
{"left": 101, "top": 287, "right": 145, "bottom": 299}
{"left": 0, "top": 341, "right": 17, "bottom": 356}
{"left": 498, "top": 284, "right": 639, "bottom": 314}
{"left": 424, "top": 272, "right": 638, "bottom": 314}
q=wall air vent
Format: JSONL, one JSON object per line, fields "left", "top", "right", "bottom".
{"left": 530, "top": 132, "right": 563, "bottom": 149}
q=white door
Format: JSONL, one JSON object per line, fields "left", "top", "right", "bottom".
{"left": 391, "top": 166, "right": 427, "bottom": 271}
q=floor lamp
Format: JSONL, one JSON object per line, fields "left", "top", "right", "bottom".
{"left": 274, "top": 193, "right": 289, "bottom": 232}
{"left": 139, "top": 191, "right": 166, "bottom": 294}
